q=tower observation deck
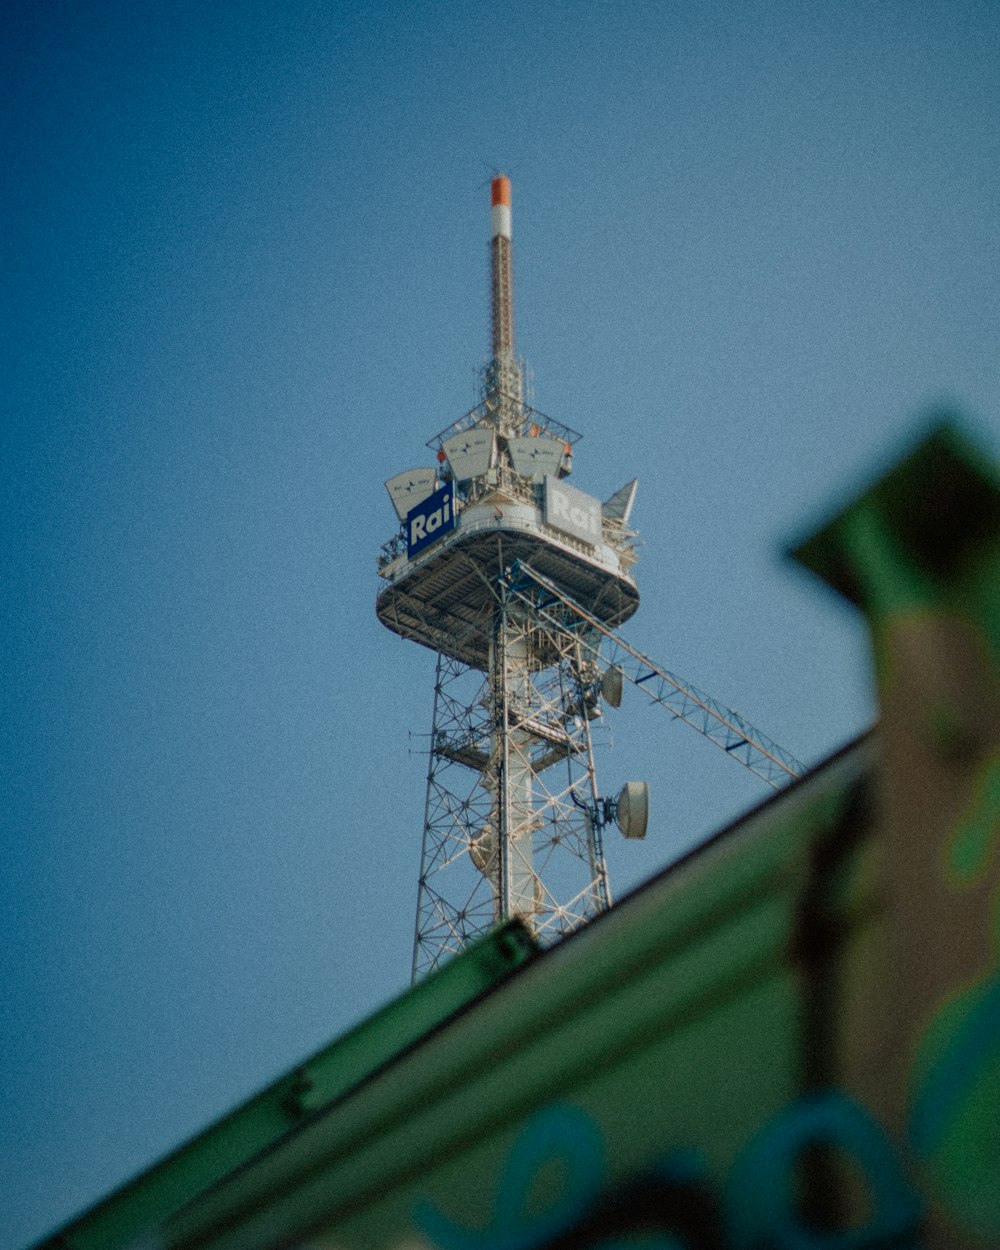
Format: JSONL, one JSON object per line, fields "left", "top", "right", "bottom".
{"left": 377, "top": 178, "right": 644, "bottom": 979}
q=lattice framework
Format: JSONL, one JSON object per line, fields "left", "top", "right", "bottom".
{"left": 412, "top": 586, "right": 610, "bottom": 981}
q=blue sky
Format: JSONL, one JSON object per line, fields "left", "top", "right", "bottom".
{"left": 3, "top": 1, "right": 999, "bottom": 1245}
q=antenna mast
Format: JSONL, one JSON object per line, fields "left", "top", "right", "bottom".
{"left": 484, "top": 175, "right": 523, "bottom": 436}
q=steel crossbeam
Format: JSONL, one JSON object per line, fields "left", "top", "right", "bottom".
{"left": 505, "top": 561, "right": 804, "bottom": 789}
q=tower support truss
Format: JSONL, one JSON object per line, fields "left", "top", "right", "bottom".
{"left": 505, "top": 560, "right": 805, "bottom": 786}
{"left": 412, "top": 583, "right": 611, "bottom": 982}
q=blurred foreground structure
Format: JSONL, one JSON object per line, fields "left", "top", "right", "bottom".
{"left": 34, "top": 419, "right": 1000, "bottom": 1248}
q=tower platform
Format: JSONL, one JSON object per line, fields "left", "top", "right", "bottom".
{"left": 376, "top": 475, "right": 639, "bottom": 670}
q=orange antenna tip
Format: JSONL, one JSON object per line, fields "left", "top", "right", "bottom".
{"left": 491, "top": 176, "right": 512, "bottom": 240}
{"left": 491, "top": 176, "right": 511, "bottom": 207}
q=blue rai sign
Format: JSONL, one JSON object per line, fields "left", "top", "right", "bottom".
{"left": 407, "top": 483, "right": 455, "bottom": 558}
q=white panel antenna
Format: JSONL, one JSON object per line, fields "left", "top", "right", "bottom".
{"left": 443, "top": 429, "right": 495, "bottom": 482}
{"left": 385, "top": 469, "right": 439, "bottom": 521}
{"left": 601, "top": 665, "right": 624, "bottom": 709}
{"left": 602, "top": 479, "right": 639, "bottom": 527}
{"left": 508, "top": 436, "right": 564, "bottom": 481}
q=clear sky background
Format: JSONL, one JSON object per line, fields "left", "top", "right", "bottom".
{"left": 3, "top": 1, "right": 998, "bottom": 1245}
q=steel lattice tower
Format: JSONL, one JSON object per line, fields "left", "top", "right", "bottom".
{"left": 377, "top": 178, "right": 643, "bottom": 980}
{"left": 377, "top": 179, "right": 805, "bottom": 980}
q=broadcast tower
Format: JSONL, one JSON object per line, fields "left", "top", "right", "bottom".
{"left": 377, "top": 178, "right": 802, "bottom": 981}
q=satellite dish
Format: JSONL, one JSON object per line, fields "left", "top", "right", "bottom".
{"left": 615, "top": 781, "right": 648, "bottom": 840}
{"left": 469, "top": 829, "right": 497, "bottom": 876}
{"left": 601, "top": 665, "right": 624, "bottom": 709}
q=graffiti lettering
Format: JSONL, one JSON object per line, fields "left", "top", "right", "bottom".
{"left": 415, "top": 1091, "right": 933, "bottom": 1249}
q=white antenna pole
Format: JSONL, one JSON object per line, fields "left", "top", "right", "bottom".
{"left": 486, "top": 175, "right": 522, "bottom": 435}
{"left": 490, "top": 175, "right": 514, "bottom": 360}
